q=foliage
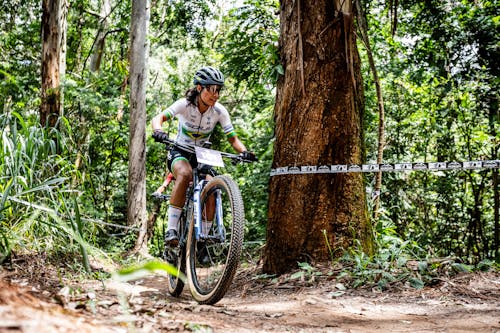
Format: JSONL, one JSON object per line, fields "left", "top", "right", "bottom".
{"left": 288, "top": 262, "right": 324, "bottom": 283}
{"left": 0, "top": 0, "right": 498, "bottom": 277}
{"left": 217, "top": 0, "right": 281, "bottom": 88}
{"left": 0, "top": 110, "right": 105, "bottom": 268}
{"left": 114, "top": 259, "right": 185, "bottom": 282}
{"left": 360, "top": 0, "right": 499, "bottom": 264}
{"left": 0, "top": 0, "right": 41, "bottom": 114}
{"left": 336, "top": 218, "right": 498, "bottom": 290}
{"left": 150, "top": 0, "right": 216, "bottom": 48}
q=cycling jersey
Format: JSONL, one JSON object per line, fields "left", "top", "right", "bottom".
{"left": 162, "top": 98, "right": 236, "bottom": 146}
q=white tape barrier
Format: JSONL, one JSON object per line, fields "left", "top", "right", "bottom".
{"left": 270, "top": 160, "right": 500, "bottom": 176}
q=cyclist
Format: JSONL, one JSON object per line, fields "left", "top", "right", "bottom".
{"left": 151, "top": 66, "right": 256, "bottom": 246}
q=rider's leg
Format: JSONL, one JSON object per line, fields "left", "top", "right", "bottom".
{"left": 201, "top": 175, "right": 215, "bottom": 235}
{"left": 165, "top": 159, "right": 193, "bottom": 243}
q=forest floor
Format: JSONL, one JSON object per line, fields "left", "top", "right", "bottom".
{"left": 0, "top": 253, "right": 499, "bottom": 333}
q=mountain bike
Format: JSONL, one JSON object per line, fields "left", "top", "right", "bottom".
{"left": 151, "top": 137, "right": 253, "bottom": 305}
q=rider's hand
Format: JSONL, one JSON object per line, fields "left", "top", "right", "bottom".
{"left": 152, "top": 129, "right": 168, "bottom": 142}
{"left": 239, "top": 151, "right": 258, "bottom": 162}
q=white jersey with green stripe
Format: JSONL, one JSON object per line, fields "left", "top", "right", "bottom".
{"left": 163, "top": 98, "right": 236, "bottom": 146}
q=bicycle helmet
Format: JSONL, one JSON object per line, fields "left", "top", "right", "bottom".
{"left": 193, "top": 66, "right": 225, "bottom": 86}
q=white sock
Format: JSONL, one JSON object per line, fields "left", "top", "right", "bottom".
{"left": 167, "top": 205, "right": 182, "bottom": 231}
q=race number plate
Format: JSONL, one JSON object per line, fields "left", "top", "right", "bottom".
{"left": 195, "top": 146, "right": 225, "bottom": 167}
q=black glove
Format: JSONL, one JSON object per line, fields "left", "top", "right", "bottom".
{"left": 240, "top": 151, "right": 258, "bottom": 162}
{"left": 152, "top": 130, "right": 168, "bottom": 142}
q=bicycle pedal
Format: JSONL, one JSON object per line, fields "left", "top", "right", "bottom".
{"left": 152, "top": 192, "right": 170, "bottom": 201}
{"left": 163, "top": 248, "right": 178, "bottom": 263}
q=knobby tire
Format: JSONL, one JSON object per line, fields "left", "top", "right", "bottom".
{"left": 186, "top": 175, "right": 245, "bottom": 305}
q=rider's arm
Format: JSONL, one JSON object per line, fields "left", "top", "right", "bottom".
{"left": 152, "top": 99, "right": 186, "bottom": 131}
{"left": 151, "top": 113, "right": 167, "bottom": 131}
{"left": 228, "top": 136, "right": 247, "bottom": 154}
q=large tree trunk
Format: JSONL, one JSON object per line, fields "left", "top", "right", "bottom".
{"left": 263, "top": 0, "right": 373, "bottom": 275}
{"left": 128, "top": 0, "right": 150, "bottom": 254}
{"left": 40, "top": 0, "right": 68, "bottom": 128}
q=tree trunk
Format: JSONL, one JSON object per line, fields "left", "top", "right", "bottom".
{"left": 488, "top": 95, "right": 499, "bottom": 260}
{"left": 263, "top": 0, "right": 373, "bottom": 275}
{"left": 128, "top": 0, "right": 150, "bottom": 254}
{"left": 40, "top": 0, "right": 68, "bottom": 128}
{"left": 90, "top": 0, "right": 111, "bottom": 72}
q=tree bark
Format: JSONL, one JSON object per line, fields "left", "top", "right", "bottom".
{"left": 90, "top": 0, "right": 111, "bottom": 72}
{"left": 128, "top": 0, "right": 150, "bottom": 254}
{"left": 40, "top": 0, "right": 68, "bottom": 128}
{"left": 263, "top": 0, "right": 373, "bottom": 275}
{"left": 488, "top": 95, "right": 499, "bottom": 260}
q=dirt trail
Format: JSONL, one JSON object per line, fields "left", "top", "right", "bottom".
{"left": 1, "top": 257, "right": 499, "bottom": 332}
{"left": 102, "top": 273, "right": 500, "bottom": 332}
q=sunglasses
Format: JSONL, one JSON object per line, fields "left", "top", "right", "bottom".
{"left": 204, "top": 85, "right": 223, "bottom": 95}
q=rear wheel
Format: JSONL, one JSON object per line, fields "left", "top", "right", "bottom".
{"left": 186, "top": 175, "right": 245, "bottom": 305}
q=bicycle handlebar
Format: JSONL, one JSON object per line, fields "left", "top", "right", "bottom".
{"left": 155, "top": 136, "right": 255, "bottom": 164}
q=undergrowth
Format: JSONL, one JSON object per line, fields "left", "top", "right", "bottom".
{"left": 0, "top": 111, "right": 106, "bottom": 270}
{"left": 330, "top": 216, "right": 499, "bottom": 291}
{"left": 263, "top": 215, "right": 499, "bottom": 290}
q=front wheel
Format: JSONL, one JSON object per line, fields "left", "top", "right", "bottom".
{"left": 186, "top": 175, "right": 245, "bottom": 304}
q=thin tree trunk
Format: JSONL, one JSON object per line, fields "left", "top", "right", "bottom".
{"left": 40, "top": 0, "right": 68, "bottom": 128}
{"left": 128, "top": 0, "right": 150, "bottom": 254}
{"left": 488, "top": 95, "right": 499, "bottom": 260}
{"left": 90, "top": 0, "right": 111, "bottom": 72}
{"left": 70, "top": 1, "right": 85, "bottom": 73}
{"left": 117, "top": 75, "right": 129, "bottom": 121}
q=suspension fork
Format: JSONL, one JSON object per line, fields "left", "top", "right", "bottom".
{"left": 192, "top": 173, "right": 208, "bottom": 241}
{"left": 215, "top": 189, "right": 225, "bottom": 242}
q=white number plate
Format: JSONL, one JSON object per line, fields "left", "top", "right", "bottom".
{"left": 195, "top": 146, "right": 225, "bottom": 167}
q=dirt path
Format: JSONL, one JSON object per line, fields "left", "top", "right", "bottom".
{"left": 100, "top": 273, "right": 500, "bottom": 332}
{"left": 1, "top": 257, "right": 499, "bottom": 332}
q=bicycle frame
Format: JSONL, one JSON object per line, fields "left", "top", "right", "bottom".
{"left": 189, "top": 165, "right": 225, "bottom": 243}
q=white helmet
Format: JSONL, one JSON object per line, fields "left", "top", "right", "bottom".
{"left": 193, "top": 66, "right": 225, "bottom": 86}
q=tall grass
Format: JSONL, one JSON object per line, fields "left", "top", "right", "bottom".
{"left": 0, "top": 111, "right": 93, "bottom": 270}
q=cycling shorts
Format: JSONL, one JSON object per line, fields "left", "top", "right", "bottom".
{"left": 167, "top": 148, "right": 197, "bottom": 173}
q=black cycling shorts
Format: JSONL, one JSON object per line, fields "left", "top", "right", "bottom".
{"left": 167, "top": 148, "right": 197, "bottom": 173}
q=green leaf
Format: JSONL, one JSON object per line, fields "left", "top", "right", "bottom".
{"left": 451, "top": 263, "right": 472, "bottom": 273}
{"left": 409, "top": 277, "right": 424, "bottom": 289}
{"left": 417, "top": 261, "right": 428, "bottom": 272}
{"left": 477, "top": 260, "right": 493, "bottom": 272}
{"left": 290, "top": 271, "right": 304, "bottom": 280}
{"left": 114, "top": 260, "right": 186, "bottom": 282}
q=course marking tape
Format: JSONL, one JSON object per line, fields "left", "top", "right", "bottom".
{"left": 270, "top": 160, "right": 500, "bottom": 176}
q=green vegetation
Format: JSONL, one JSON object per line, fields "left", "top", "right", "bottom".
{"left": 0, "top": 0, "right": 498, "bottom": 286}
